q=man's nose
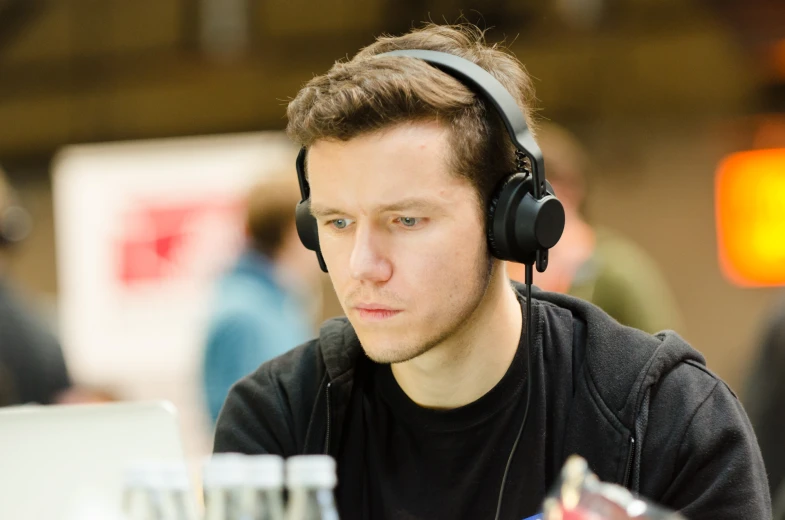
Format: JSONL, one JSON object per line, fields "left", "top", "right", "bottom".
{"left": 348, "top": 223, "right": 393, "bottom": 283}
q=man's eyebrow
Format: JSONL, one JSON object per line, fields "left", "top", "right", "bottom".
{"left": 309, "top": 198, "right": 442, "bottom": 219}
{"left": 309, "top": 204, "right": 345, "bottom": 219}
{"left": 375, "top": 198, "right": 442, "bottom": 213}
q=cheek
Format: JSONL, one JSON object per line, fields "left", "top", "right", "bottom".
{"left": 394, "top": 227, "right": 487, "bottom": 289}
{"left": 319, "top": 236, "right": 350, "bottom": 275}
{"left": 319, "top": 234, "right": 363, "bottom": 302}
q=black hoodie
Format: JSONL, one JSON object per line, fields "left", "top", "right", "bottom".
{"left": 215, "top": 284, "right": 771, "bottom": 519}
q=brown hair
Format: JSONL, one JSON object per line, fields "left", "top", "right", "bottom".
{"left": 245, "top": 174, "right": 301, "bottom": 258}
{"left": 286, "top": 23, "right": 538, "bottom": 209}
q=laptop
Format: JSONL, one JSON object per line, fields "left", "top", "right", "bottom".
{"left": 0, "top": 400, "right": 187, "bottom": 520}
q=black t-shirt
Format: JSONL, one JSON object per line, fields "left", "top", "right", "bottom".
{"left": 345, "top": 297, "right": 573, "bottom": 520}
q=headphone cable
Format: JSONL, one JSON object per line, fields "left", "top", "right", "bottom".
{"left": 494, "top": 262, "right": 534, "bottom": 520}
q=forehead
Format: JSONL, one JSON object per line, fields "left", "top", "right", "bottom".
{"left": 306, "top": 121, "right": 476, "bottom": 208}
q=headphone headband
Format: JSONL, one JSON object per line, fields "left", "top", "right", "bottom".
{"left": 378, "top": 49, "right": 545, "bottom": 199}
{"left": 295, "top": 48, "right": 564, "bottom": 274}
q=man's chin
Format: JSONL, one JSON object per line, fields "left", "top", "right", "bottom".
{"left": 359, "top": 336, "right": 431, "bottom": 365}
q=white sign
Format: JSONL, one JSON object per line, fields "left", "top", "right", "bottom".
{"left": 52, "top": 132, "right": 297, "bottom": 455}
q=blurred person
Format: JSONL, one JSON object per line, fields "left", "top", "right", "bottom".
{"left": 0, "top": 165, "right": 72, "bottom": 406}
{"left": 744, "top": 293, "right": 785, "bottom": 514}
{"left": 202, "top": 174, "right": 321, "bottom": 424}
{"left": 507, "top": 123, "right": 682, "bottom": 334}
{"left": 215, "top": 24, "right": 769, "bottom": 519}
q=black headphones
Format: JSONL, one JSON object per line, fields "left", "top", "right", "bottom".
{"left": 294, "top": 49, "right": 565, "bottom": 274}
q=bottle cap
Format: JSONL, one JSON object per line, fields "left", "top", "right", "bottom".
{"left": 286, "top": 455, "right": 337, "bottom": 489}
{"left": 203, "top": 453, "right": 248, "bottom": 489}
{"left": 157, "top": 460, "right": 191, "bottom": 490}
{"left": 124, "top": 460, "right": 160, "bottom": 489}
{"left": 245, "top": 455, "right": 284, "bottom": 489}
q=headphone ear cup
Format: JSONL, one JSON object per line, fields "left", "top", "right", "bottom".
{"left": 295, "top": 147, "right": 328, "bottom": 273}
{"left": 487, "top": 173, "right": 534, "bottom": 263}
{"left": 295, "top": 199, "right": 319, "bottom": 252}
{"left": 487, "top": 173, "right": 565, "bottom": 266}
{"left": 515, "top": 193, "right": 565, "bottom": 249}
{"left": 487, "top": 175, "right": 514, "bottom": 260}
{"left": 295, "top": 199, "right": 328, "bottom": 273}
{"left": 532, "top": 191, "right": 566, "bottom": 273}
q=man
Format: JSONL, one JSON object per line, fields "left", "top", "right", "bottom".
{"left": 507, "top": 123, "right": 683, "bottom": 334}
{"left": 202, "top": 174, "right": 321, "bottom": 424}
{"left": 215, "top": 24, "right": 770, "bottom": 519}
{"left": 0, "top": 166, "right": 71, "bottom": 406}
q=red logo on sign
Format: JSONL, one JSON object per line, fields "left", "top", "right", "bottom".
{"left": 116, "top": 198, "right": 244, "bottom": 285}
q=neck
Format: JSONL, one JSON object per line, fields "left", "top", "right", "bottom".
{"left": 390, "top": 264, "right": 523, "bottom": 409}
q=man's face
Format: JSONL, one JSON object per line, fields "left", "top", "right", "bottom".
{"left": 307, "top": 121, "right": 492, "bottom": 363}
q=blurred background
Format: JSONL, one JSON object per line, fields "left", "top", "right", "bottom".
{"left": 0, "top": 0, "right": 784, "bottom": 495}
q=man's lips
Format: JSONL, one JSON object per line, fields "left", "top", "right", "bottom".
{"left": 352, "top": 304, "right": 402, "bottom": 320}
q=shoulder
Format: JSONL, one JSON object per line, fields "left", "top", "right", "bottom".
{"left": 592, "top": 228, "right": 662, "bottom": 273}
{"left": 207, "top": 282, "right": 308, "bottom": 339}
{"left": 214, "top": 337, "right": 325, "bottom": 455}
{"left": 642, "top": 361, "right": 770, "bottom": 515}
{"left": 529, "top": 285, "right": 703, "bottom": 417}
{"left": 647, "top": 359, "right": 730, "bottom": 442}
{"left": 212, "top": 271, "right": 282, "bottom": 313}
{"left": 588, "top": 230, "right": 674, "bottom": 304}
{"left": 213, "top": 317, "right": 359, "bottom": 455}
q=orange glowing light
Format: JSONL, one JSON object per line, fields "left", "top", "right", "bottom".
{"left": 715, "top": 149, "right": 785, "bottom": 287}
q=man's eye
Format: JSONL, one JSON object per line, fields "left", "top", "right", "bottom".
{"left": 398, "top": 217, "right": 420, "bottom": 227}
{"left": 330, "top": 219, "right": 349, "bottom": 229}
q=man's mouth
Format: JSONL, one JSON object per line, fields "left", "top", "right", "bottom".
{"left": 353, "top": 304, "right": 402, "bottom": 321}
